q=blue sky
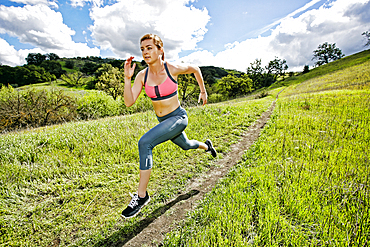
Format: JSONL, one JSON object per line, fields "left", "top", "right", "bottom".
{"left": 0, "top": 0, "right": 369, "bottom": 71}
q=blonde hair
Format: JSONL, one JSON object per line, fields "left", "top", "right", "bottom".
{"left": 140, "top": 34, "right": 164, "bottom": 60}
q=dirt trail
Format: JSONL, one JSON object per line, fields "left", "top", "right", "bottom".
{"left": 123, "top": 97, "right": 277, "bottom": 247}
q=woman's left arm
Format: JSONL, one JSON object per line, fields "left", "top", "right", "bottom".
{"left": 172, "top": 64, "right": 207, "bottom": 106}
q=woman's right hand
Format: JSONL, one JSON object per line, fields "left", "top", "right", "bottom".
{"left": 124, "top": 56, "right": 136, "bottom": 79}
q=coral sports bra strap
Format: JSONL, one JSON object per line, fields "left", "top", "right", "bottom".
{"left": 164, "top": 62, "right": 178, "bottom": 84}
{"left": 144, "top": 67, "right": 149, "bottom": 86}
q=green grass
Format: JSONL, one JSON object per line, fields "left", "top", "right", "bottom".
{"left": 0, "top": 95, "right": 273, "bottom": 246}
{"left": 2, "top": 49, "right": 370, "bottom": 246}
{"left": 162, "top": 52, "right": 370, "bottom": 246}
{"left": 279, "top": 49, "right": 370, "bottom": 87}
{"left": 164, "top": 89, "right": 370, "bottom": 246}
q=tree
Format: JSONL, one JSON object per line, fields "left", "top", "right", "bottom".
{"left": 46, "top": 53, "right": 60, "bottom": 61}
{"left": 246, "top": 59, "right": 265, "bottom": 89}
{"left": 201, "top": 69, "right": 216, "bottom": 85}
{"left": 60, "top": 71, "right": 84, "bottom": 87}
{"left": 265, "top": 57, "right": 288, "bottom": 80}
{"left": 312, "top": 42, "right": 345, "bottom": 66}
{"left": 80, "top": 62, "right": 101, "bottom": 75}
{"left": 26, "top": 53, "right": 47, "bottom": 66}
{"left": 303, "top": 65, "right": 310, "bottom": 74}
{"left": 362, "top": 31, "right": 370, "bottom": 47}
{"left": 178, "top": 74, "right": 199, "bottom": 104}
{"left": 40, "top": 60, "right": 65, "bottom": 78}
{"left": 96, "top": 64, "right": 124, "bottom": 100}
{"left": 218, "top": 74, "right": 253, "bottom": 98}
{"left": 65, "top": 60, "right": 75, "bottom": 69}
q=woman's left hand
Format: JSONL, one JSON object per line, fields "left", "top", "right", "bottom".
{"left": 198, "top": 92, "right": 208, "bottom": 106}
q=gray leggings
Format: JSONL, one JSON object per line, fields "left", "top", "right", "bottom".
{"left": 138, "top": 106, "right": 200, "bottom": 170}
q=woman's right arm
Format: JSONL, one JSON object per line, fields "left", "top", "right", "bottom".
{"left": 124, "top": 57, "right": 144, "bottom": 107}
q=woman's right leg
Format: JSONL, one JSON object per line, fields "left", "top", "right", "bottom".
{"left": 138, "top": 169, "right": 151, "bottom": 198}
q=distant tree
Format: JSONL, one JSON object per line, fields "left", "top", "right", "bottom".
{"left": 246, "top": 59, "right": 265, "bottom": 88}
{"left": 96, "top": 64, "right": 124, "bottom": 100}
{"left": 40, "top": 60, "right": 65, "bottom": 78}
{"left": 312, "top": 42, "right": 345, "bottom": 66}
{"left": 303, "top": 65, "right": 310, "bottom": 74}
{"left": 362, "top": 31, "right": 370, "bottom": 47}
{"left": 65, "top": 60, "right": 75, "bottom": 69}
{"left": 218, "top": 74, "right": 253, "bottom": 98}
{"left": 23, "top": 65, "right": 56, "bottom": 85}
{"left": 200, "top": 69, "right": 216, "bottom": 85}
{"left": 108, "top": 60, "right": 124, "bottom": 69}
{"left": 26, "top": 53, "right": 47, "bottom": 66}
{"left": 178, "top": 74, "right": 199, "bottom": 104}
{"left": 46, "top": 53, "right": 60, "bottom": 61}
{"left": 265, "top": 57, "right": 288, "bottom": 80}
{"left": 0, "top": 65, "right": 16, "bottom": 86}
{"left": 60, "top": 71, "right": 84, "bottom": 87}
{"left": 80, "top": 62, "right": 101, "bottom": 75}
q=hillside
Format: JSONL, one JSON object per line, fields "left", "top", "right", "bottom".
{"left": 1, "top": 49, "right": 369, "bottom": 246}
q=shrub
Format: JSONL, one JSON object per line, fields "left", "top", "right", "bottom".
{"left": 255, "top": 89, "right": 269, "bottom": 99}
{"left": 208, "top": 93, "right": 225, "bottom": 103}
{"left": 0, "top": 85, "right": 77, "bottom": 132}
{"left": 120, "top": 95, "right": 152, "bottom": 114}
{"left": 77, "top": 91, "right": 120, "bottom": 120}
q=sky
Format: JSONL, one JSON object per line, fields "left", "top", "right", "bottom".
{"left": 0, "top": 0, "right": 369, "bottom": 72}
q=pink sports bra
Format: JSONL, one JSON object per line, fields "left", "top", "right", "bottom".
{"left": 144, "top": 62, "right": 178, "bottom": 101}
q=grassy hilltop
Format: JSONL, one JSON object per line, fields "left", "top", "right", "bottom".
{"left": 1, "top": 50, "right": 369, "bottom": 246}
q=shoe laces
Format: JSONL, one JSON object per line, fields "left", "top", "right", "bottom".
{"left": 128, "top": 192, "right": 139, "bottom": 208}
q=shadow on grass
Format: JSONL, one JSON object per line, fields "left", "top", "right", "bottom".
{"left": 94, "top": 189, "right": 200, "bottom": 247}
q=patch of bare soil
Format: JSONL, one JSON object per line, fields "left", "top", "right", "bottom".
{"left": 123, "top": 98, "right": 277, "bottom": 247}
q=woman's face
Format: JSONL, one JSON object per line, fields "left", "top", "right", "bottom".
{"left": 141, "top": 39, "right": 162, "bottom": 64}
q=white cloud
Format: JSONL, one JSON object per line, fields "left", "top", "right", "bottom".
{"left": 0, "top": 4, "right": 100, "bottom": 66}
{"left": 0, "top": 38, "right": 29, "bottom": 66}
{"left": 70, "top": 0, "right": 104, "bottom": 8}
{"left": 178, "top": 0, "right": 370, "bottom": 72}
{"left": 9, "top": 0, "right": 58, "bottom": 8}
{"left": 89, "top": 0, "right": 210, "bottom": 60}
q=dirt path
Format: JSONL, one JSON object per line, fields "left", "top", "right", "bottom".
{"left": 123, "top": 98, "right": 277, "bottom": 247}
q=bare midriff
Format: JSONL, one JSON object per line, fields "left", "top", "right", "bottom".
{"left": 152, "top": 94, "right": 180, "bottom": 117}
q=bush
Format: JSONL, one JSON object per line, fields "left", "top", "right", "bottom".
{"left": 121, "top": 95, "right": 152, "bottom": 114}
{"left": 0, "top": 86, "right": 154, "bottom": 132}
{"left": 208, "top": 93, "right": 225, "bottom": 103}
{"left": 77, "top": 91, "right": 120, "bottom": 119}
{"left": 255, "top": 89, "right": 269, "bottom": 99}
{"left": 0, "top": 86, "right": 77, "bottom": 132}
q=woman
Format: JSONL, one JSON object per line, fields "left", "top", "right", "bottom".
{"left": 121, "top": 34, "right": 217, "bottom": 218}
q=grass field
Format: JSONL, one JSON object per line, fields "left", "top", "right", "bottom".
{"left": 0, "top": 92, "right": 273, "bottom": 246}
{"left": 163, "top": 54, "right": 370, "bottom": 246}
{"left": 1, "top": 50, "right": 369, "bottom": 246}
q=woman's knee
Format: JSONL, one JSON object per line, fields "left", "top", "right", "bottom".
{"left": 138, "top": 135, "right": 153, "bottom": 152}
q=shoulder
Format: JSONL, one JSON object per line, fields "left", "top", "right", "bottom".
{"left": 166, "top": 61, "right": 199, "bottom": 76}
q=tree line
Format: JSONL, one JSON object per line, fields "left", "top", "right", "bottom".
{"left": 0, "top": 38, "right": 358, "bottom": 132}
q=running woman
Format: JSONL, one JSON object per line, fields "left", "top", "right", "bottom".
{"left": 121, "top": 34, "right": 217, "bottom": 218}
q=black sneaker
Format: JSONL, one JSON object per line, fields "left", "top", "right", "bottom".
{"left": 121, "top": 191, "right": 150, "bottom": 218}
{"left": 205, "top": 139, "right": 217, "bottom": 158}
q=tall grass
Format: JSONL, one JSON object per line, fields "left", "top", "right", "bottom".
{"left": 163, "top": 89, "right": 370, "bottom": 246}
{"left": 0, "top": 95, "right": 273, "bottom": 246}
{"left": 163, "top": 54, "right": 370, "bottom": 246}
{"left": 282, "top": 49, "right": 370, "bottom": 86}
